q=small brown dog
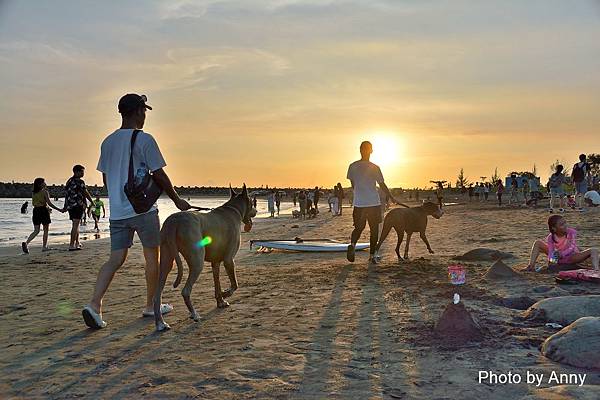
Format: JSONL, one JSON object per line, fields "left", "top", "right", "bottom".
{"left": 375, "top": 201, "right": 443, "bottom": 260}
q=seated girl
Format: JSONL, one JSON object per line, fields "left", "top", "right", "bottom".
{"left": 525, "top": 215, "right": 599, "bottom": 271}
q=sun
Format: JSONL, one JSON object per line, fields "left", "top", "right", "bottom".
{"left": 368, "top": 133, "right": 403, "bottom": 168}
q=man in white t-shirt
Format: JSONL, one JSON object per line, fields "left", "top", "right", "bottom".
{"left": 346, "top": 141, "right": 406, "bottom": 264}
{"left": 82, "top": 93, "right": 191, "bottom": 329}
{"left": 584, "top": 190, "right": 600, "bottom": 207}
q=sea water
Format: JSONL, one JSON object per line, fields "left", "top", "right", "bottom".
{"left": 0, "top": 196, "right": 294, "bottom": 248}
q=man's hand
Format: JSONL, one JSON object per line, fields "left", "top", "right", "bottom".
{"left": 175, "top": 198, "right": 191, "bottom": 211}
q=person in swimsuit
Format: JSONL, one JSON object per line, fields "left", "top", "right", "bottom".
{"left": 22, "top": 178, "right": 65, "bottom": 253}
{"left": 89, "top": 195, "right": 106, "bottom": 232}
{"left": 525, "top": 215, "right": 599, "bottom": 271}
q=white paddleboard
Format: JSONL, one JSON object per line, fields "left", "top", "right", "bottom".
{"left": 251, "top": 240, "right": 369, "bottom": 252}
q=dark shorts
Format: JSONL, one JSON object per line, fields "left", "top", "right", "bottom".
{"left": 353, "top": 206, "right": 382, "bottom": 227}
{"left": 109, "top": 210, "right": 160, "bottom": 251}
{"left": 32, "top": 206, "right": 51, "bottom": 226}
{"left": 68, "top": 206, "right": 85, "bottom": 220}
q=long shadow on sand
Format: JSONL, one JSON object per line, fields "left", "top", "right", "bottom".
{"left": 339, "top": 262, "right": 404, "bottom": 398}
{"left": 296, "top": 264, "right": 353, "bottom": 396}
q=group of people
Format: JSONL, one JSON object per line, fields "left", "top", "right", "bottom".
{"left": 22, "top": 94, "right": 194, "bottom": 329}
{"left": 17, "top": 92, "right": 600, "bottom": 331}
{"left": 547, "top": 155, "right": 600, "bottom": 212}
{"left": 342, "top": 142, "right": 599, "bottom": 272}
{"left": 291, "top": 186, "right": 322, "bottom": 219}
{"left": 21, "top": 167, "right": 107, "bottom": 254}
{"left": 461, "top": 155, "right": 600, "bottom": 211}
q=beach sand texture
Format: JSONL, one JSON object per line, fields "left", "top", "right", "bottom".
{"left": 2, "top": 203, "right": 600, "bottom": 399}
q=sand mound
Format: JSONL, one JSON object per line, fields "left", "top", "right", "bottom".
{"left": 522, "top": 296, "right": 600, "bottom": 325}
{"left": 454, "top": 248, "right": 514, "bottom": 261}
{"left": 484, "top": 259, "right": 520, "bottom": 280}
{"left": 434, "top": 302, "right": 483, "bottom": 344}
{"left": 522, "top": 384, "right": 600, "bottom": 400}
{"left": 541, "top": 317, "right": 600, "bottom": 370}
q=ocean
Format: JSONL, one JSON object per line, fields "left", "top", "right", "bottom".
{"left": 0, "top": 196, "right": 294, "bottom": 249}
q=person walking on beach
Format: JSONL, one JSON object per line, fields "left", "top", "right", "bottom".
{"left": 65, "top": 165, "right": 95, "bottom": 251}
{"left": 22, "top": 178, "right": 65, "bottom": 253}
{"left": 298, "top": 190, "right": 307, "bottom": 219}
{"left": 336, "top": 182, "right": 344, "bottom": 215}
{"left": 313, "top": 186, "right": 321, "bottom": 213}
{"left": 346, "top": 141, "right": 406, "bottom": 264}
{"left": 275, "top": 190, "right": 281, "bottom": 216}
{"left": 293, "top": 192, "right": 297, "bottom": 207}
{"left": 548, "top": 165, "right": 566, "bottom": 212}
{"left": 528, "top": 177, "right": 540, "bottom": 207}
{"left": 572, "top": 154, "right": 591, "bottom": 210}
{"left": 252, "top": 195, "right": 257, "bottom": 209}
{"left": 496, "top": 180, "right": 504, "bottom": 206}
{"left": 89, "top": 195, "right": 105, "bottom": 232}
{"left": 21, "top": 201, "right": 28, "bottom": 214}
{"left": 522, "top": 179, "right": 530, "bottom": 205}
{"left": 82, "top": 93, "right": 191, "bottom": 329}
{"left": 267, "top": 189, "right": 276, "bottom": 218}
{"left": 509, "top": 175, "right": 519, "bottom": 205}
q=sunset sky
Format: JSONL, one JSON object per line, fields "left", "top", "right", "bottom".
{"left": 1, "top": 1, "right": 599, "bottom": 189}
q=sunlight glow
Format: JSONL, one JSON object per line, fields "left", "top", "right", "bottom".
{"left": 367, "top": 132, "right": 404, "bottom": 168}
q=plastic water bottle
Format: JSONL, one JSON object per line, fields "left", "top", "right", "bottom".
{"left": 548, "top": 249, "right": 560, "bottom": 266}
{"left": 135, "top": 167, "right": 146, "bottom": 186}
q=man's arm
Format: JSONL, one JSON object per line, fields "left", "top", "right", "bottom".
{"left": 380, "top": 182, "right": 409, "bottom": 208}
{"left": 152, "top": 168, "right": 190, "bottom": 211}
{"left": 84, "top": 188, "right": 94, "bottom": 204}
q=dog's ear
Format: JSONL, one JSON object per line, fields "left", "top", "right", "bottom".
{"left": 241, "top": 183, "right": 248, "bottom": 196}
{"left": 229, "top": 183, "right": 237, "bottom": 198}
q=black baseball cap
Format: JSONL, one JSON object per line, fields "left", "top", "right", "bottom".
{"left": 118, "top": 93, "right": 153, "bottom": 114}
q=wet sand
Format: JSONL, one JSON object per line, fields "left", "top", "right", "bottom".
{"left": 2, "top": 202, "right": 600, "bottom": 399}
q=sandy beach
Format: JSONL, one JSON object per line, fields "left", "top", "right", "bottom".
{"left": 2, "top": 202, "right": 600, "bottom": 399}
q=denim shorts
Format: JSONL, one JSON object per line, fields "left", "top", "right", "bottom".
{"left": 109, "top": 210, "right": 160, "bottom": 251}
{"left": 550, "top": 187, "right": 565, "bottom": 197}
{"left": 575, "top": 181, "right": 588, "bottom": 194}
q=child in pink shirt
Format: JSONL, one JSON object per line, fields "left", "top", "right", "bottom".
{"left": 525, "top": 215, "right": 598, "bottom": 271}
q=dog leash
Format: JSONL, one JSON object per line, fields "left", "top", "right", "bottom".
{"left": 189, "top": 205, "right": 213, "bottom": 211}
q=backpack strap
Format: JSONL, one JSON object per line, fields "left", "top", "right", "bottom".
{"left": 127, "top": 130, "right": 140, "bottom": 187}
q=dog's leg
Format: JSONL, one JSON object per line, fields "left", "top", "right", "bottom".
{"left": 211, "top": 261, "right": 229, "bottom": 308}
{"left": 404, "top": 232, "right": 413, "bottom": 259}
{"left": 222, "top": 259, "right": 238, "bottom": 298}
{"left": 181, "top": 247, "right": 205, "bottom": 321}
{"left": 394, "top": 227, "right": 405, "bottom": 261}
{"left": 420, "top": 231, "right": 434, "bottom": 254}
{"left": 154, "top": 242, "right": 175, "bottom": 331}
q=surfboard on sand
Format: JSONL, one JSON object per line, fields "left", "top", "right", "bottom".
{"left": 250, "top": 238, "right": 369, "bottom": 252}
{"left": 558, "top": 269, "right": 600, "bottom": 283}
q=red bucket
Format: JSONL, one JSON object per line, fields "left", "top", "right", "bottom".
{"left": 448, "top": 264, "right": 466, "bottom": 285}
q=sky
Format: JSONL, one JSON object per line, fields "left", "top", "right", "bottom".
{"left": 1, "top": 0, "right": 599, "bottom": 188}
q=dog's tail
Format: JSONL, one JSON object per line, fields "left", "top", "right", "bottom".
{"left": 173, "top": 253, "right": 184, "bottom": 288}
{"left": 161, "top": 222, "right": 185, "bottom": 289}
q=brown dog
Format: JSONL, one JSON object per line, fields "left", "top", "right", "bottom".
{"left": 375, "top": 201, "right": 443, "bottom": 260}
{"left": 153, "top": 184, "right": 256, "bottom": 331}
